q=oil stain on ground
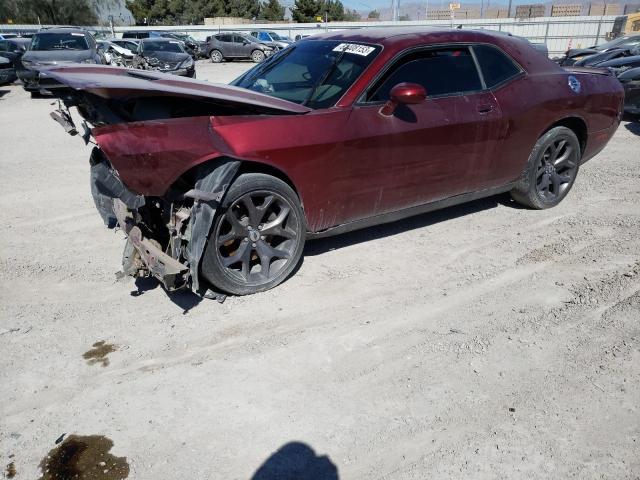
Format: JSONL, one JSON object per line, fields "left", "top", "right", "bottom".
{"left": 83, "top": 341, "right": 117, "bottom": 367}
{"left": 38, "top": 435, "right": 129, "bottom": 480}
{"left": 5, "top": 462, "right": 16, "bottom": 478}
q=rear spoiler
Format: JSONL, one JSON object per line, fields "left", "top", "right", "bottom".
{"left": 563, "top": 66, "right": 613, "bottom": 76}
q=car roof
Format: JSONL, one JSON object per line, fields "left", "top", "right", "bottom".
{"left": 310, "top": 26, "right": 522, "bottom": 47}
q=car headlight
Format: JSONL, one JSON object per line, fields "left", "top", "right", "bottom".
{"left": 181, "top": 57, "right": 194, "bottom": 68}
{"left": 21, "top": 59, "right": 35, "bottom": 68}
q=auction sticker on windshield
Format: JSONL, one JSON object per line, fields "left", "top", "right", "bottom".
{"left": 332, "top": 43, "right": 376, "bottom": 56}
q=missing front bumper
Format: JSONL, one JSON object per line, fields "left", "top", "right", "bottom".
{"left": 113, "top": 199, "right": 190, "bottom": 291}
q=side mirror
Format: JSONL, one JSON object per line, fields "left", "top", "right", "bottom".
{"left": 379, "top": 82, "right": 427, "bottom": 116}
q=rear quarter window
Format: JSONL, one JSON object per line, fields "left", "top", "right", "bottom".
{"left": 473, "top": 44, "right": 521, "bottom": 88}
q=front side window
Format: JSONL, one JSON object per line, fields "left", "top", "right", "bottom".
{"left": 368, "top": 46, "right": 482, "bottom": 102}
{"left": 233, "top": 40, "right": 381, "bottom": 109}
{"left": 473, "top": 44, "right": 521, "bottom": 88}
{"left": 0, "top": 41, "right": 7, "bottom": 52}
{"left": 31, "top": 33, "right": 89, "bottom": 51}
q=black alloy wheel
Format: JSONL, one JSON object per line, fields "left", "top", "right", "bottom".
{"left": 511, "top": 126, "right": 581, "bottom": 209}
{"left": 534, "top": 136, "right": 578, "bottom": 201}
{"left": 202, "top": 173, "right": 306, "bottom": 295}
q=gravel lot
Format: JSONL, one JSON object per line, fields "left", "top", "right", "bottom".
{"left": 1, "top": 59, "right": 639, "bottom": 479}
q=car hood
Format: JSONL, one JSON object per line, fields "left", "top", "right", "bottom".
{"left": 22, "top": 50, "right": 92, "bottom": 63}
{"left": 618, "top": 66, "right": 640, "bottom": 81}
{"left": 595, "top": 54, "right": 640, "bottom": 68}
{"left": 40, "top": 64, "right": 312, "bottom": 114}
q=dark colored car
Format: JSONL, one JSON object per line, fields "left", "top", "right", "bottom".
{"left": 17, "top": 27, "right": 102, "bottom": 95}
{"left": 206, "top": 33, "right": 275, "bottom": 63}
{"left": 0, "top": 38, "right": 30, "bottom": 84}
{"left": 132, "top": 38, "right": 195, "bottom": 77}
{"left": 567, "top": 45, "right": 640, "bottom": 116}
{"left": 616, "top": 66, "right": 640, "bottom": 116}
{"left": 166, "top": 32, "right": 204, "bottom": 58}
{"left": 560, "top": 34, "right": 640, "bottom": 65}
{"left": 42, "top": 28, "right": 623, "bottom": 296}
{"left": 122, "top": 30, "right": 199, "bottom": 58}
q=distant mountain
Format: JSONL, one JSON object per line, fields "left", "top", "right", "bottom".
{"left": 89, "top": 0, "right": 135, "bottom": 25}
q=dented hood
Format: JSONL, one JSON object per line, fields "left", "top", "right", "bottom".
{"left": 41, "top": 64, "right": 312, "bottom": 114}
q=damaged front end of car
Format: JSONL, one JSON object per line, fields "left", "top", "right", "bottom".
{"left": 40, "top": 64, "right": 309, "bottom": 293}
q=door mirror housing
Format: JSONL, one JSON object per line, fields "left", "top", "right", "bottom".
{"left": 380, "top": 82, "right": 427, "bottom": 116}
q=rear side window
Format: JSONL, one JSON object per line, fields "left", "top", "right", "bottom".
{"left": 368, "top": 47, "right": 482, "bottom": 101}
{"left": 473, "top": 44, "right": 521, "bottom": 88}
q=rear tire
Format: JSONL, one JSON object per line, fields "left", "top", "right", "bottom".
{"left": 510, "top": 126, "right": 581, "bottom": 209}
{"left": 209, "top": 49, "right": 223, "bottom": 63}
{"left": 201, "top": 173, "right": 306, "bottom": 295}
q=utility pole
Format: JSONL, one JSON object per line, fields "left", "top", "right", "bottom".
{"left": 507, "top": 0, "right": 512, "bottom": 17}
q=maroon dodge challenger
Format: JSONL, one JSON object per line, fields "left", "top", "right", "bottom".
{"left": 43, "top": 27, "right": 624, "bottom": 295}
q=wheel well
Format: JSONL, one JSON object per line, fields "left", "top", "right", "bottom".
{"left": 236, "top": 161, "right": 300, "bottom": 200}
{"left": 544, "top": 117, "right": 588, "bottom": 154}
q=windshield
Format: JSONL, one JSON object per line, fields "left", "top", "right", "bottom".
{"left": 31, "top": 33, "right": 89, "bottom": 51}
{"left": 268, "top": 31, "right": 283, "bottom": 40}
{"left": 595, "top": 35, "right": 640, "bottom": 51}
{"left": 142, "top": 40, "right": 184, "bottom": 54}
{"left": 232, "top": 40, "right": 381, "bottom": 109}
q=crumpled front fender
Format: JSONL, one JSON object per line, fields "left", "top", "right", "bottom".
{"left": 93, "top": 115, "right": 233, "bottom": 196}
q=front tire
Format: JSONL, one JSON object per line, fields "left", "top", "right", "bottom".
{"left": 251, "top": 49, "right": 266, "bottom": 63}
{"left": 510, "top": 126, "right": 581, "bottom": 209}
{"left": 201, "top": 173, "right": 306, "bottom": 295}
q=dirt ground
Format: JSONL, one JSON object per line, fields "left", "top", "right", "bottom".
{"left": 1, "top": 60, "right": 639, "bottom": 479}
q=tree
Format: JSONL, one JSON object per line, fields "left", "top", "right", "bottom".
{"left": 291, "top": 0, "right": 321, "bottom": 22}
{"left": 225, "top": 0, "right": 261, "bottom": 19}
{"left": 367, "top": 9, "right": 379, "bottom": 19}
{"left": 260, "top": 0, "right": 285, "bottom": 21}
{"left": 324, "top": 0, "right": 344, "bottom": 21}
{"left": 0, "top": 0, "right": 18, "bottom": 23}
{"left": 398, "top": 13, "right": 410, "bottom": 20}
{"left": 11, "top": 0, "right": 97, "bottom": 25}
{"left": 343, "top": 8, "right": 359, "bottom": 20}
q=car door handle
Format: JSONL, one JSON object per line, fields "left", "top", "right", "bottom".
{"left": 477, "top": 104, "right": 495, "bottom": 114}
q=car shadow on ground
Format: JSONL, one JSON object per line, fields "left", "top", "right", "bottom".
{"left": 623, "top": 118, "right": 640, "bottom": 135}
{"left": 305, "top": 193, "right": 508, "bottom": 256}
{"left": 131, "top": 276, "right": 203, "bottom": 313}
{"left": 0, "top": 89, "right": 10, "bottom": 98}
{"left": 251, "top": 442, "right": 339, "bottom": 480}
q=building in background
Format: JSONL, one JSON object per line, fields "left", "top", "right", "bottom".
{"left": 515, "top": 4, "right": 546, "bottom": 17}
{"left": 588, "top": 3, "right": 622, "bottom": 15}
{"left": 551, "top": 4, "right": 583, "bottom": 16}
